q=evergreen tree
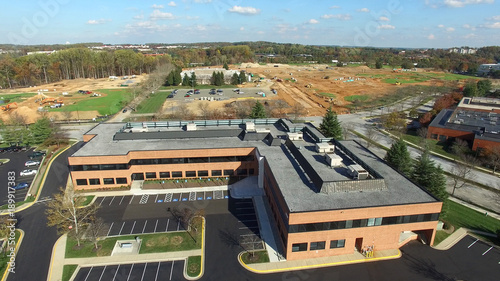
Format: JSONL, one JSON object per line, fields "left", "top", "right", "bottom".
{"left": 319, "top": 107, "right": 342, "bottom": 139}
{"left": 210, "top": 72, "right": 217, "bottom": 85}
{"left": 173, "top": 68, "right": 182, "bottom": 86}
{"left": 231, "top": 73, "right": 239, "bottom": 85}
{"left": 238, "top": 71, "right": 247, "bottom": 84}
{"left": 249, "top": 101, "right": 267, "bottom": 119}
{"left": 190, "top": 72, "right": 197, "bottom": 87}
{"left": 30, "top": 118, "right": 53, "bottom": 145}
{"left": 411, "top": 151, "right": 448, "bottom": 201}
{"left": 182, "top": 73, "right": 190, "bottom": 86}
{"left": 375, "top": 60, "right": 383, "bottom": 69}
{"left": 477, "top": 79, "right": 492, "bottom": 96}
{"left": 216, "top": 72, "right": 225, "bottom": 86}
{"left": 223, "top": 62, "right": 229, "bottom": 70}
{"left": 463, "top": 82, "right": 478, "bottom": 97}
{"left": 385, "top": 138, "right": 412, "bottom": 175}
{"left": 165, "top": 72, "right": 174, "bottom": 86}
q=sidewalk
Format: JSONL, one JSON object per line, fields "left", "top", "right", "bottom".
{"left": 432, "top": 227, "right": 468, "bottom": 250}
{"left": 79, "top": 185, "right": 229, "bottom": 198}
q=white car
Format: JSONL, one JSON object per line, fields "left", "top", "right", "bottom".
{"left": 20, "top": 169, "right": 37, "bottom": 177}
{"left": 25, "top": 160, "right": 40, "bottom": 167}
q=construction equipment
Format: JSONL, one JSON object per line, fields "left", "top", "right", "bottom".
{"left": 305, "top": 83, "right": 313, "bottom": 88}
{"left": 0, "top": 102, "right": 17, "bottom": 111}
{"left": 395, "top": 82, "right": 401, "bottom": 85}
{"left": 40, "top": 98, "right": 63, "bottom": 105}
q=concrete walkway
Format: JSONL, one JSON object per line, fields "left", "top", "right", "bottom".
{"left": 432, "top": 228, "right": 468, "bottom": 250}
{"left": 80, "top": 184, "right": 229, "bottom": 198}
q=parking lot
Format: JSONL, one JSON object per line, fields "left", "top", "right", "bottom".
{"left": 229, "top": 198, "right": 264, "bottom": 251}
{"left": 73, "top": 261, "right": 186, "bottom": 281}
{"left": 95, "top": 190, "right": 228, "bottom": 207}
{"left": 0, "top": 148, "right": 38, "bottom": 205}
{"left": 164, "top": 87, "right": 274, "bottom": 101}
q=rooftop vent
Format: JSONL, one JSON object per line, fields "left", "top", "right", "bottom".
{"left": 348, "top": 164, "right": 369, "bottom": 180}
{"left": 245, "top": 122, "right": 255, "bottom": 132}
{"left": 287, "top": 132, "right": 303, "bottom": 141}
{"left": 325, "top": 153, "right": 342, "bottom": 167}
{"left": 316, "top": 142, "right": 335, "bottom": 153}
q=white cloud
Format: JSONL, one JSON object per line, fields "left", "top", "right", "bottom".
{"left": 379, "top": 16, "right": 390, "bottom": 21}
{"left": 87, "top": 19, "right": 111, "bottom": 25}
{"left": 257, "top": 31, "right": 265, "bottom": 34}
{"left": 308, "top": 19, "right": 319, "bottom": 24}
{"left": 443, "top": 0, "right": 494, "bottom": 8}
{"left": 485, "top": 22, "right": 500, "bottom": 28}
{"left": 240, "top": 27, "right": 245, "bottom": 31}
{"left": 151, "top": 4, "right": 164, "bottom": 9}
{"left": 428, "top": 34, "right": 436, "bottom": 39}
{"left": 378, "top": 24, "right": 395, "bottom": 29}
{"left": 321, "top": 14, "right": 351, "bottom": 20}
{"left": 275, "top": 24, "right": 298, "bottom": 34}
{"left": 168, "top": 1, "right": 176, "bottom": 7}
{"left": 228, "top": 6, "right": 261, "bottom": 15}
{"left": 438, "top": 24, "right": 445, "bottom": 28}
{"left": 194, "top": 0, "right": 212, "bottom": 3}
{"left": 463, "top": 23, "right": 476, "bottom": 30}
{"left": 186, "top": 16, "right": 200, "bottom": 20}
{"left": 133, "top": 14, "right": 144, "bottom": 20}
{"left": 150, "top": 9, "right": 175, "bottom": 20}
{"left": 464, "top": 33, "right": 477, "bottom": 38}
{"left": 357, "top": 8, "right": 370, "bottom": 12}
{"left": 446, "top": 27, "right": 455, "bottom": 32}
{"left": 490, "top": 15, "right": 500, "bottom": 20}
{"left": 330, "top": 5, "right": 341, "bottom": 9}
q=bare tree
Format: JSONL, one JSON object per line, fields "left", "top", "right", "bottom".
{"left": 209, "top": 108, "right": 223, "bottom": 120}
{"left": 9, "top": 111, "right": 27, "bottom": 128}
{"left": 364, "top": 124, "right": 380, "bottom": 148}
{"left": 198, "top": 102, "right": 210, "bottom": 120}
{"left": 417, "top": 127, "right": 430, "bottom": 151}
{"left": 175, "top": 103, "right": 192, "bottom": 120}
{"left": 234, "top": 101, "right": 252, "bottom": 119}
{"left": 61, "top": 108, "right": 73, "bottom": 124}
{"left": 291, "top": 102, "right": 305, "bottom": 121}
{"left": 272, "top": 100, "right": 288, "bottom": 118}
{"left": 241, "top": 235, "right": 262, "bottom": 259}
{"left": 86, "top": 217, "right": 106, "bottom": 250}
{"left": 483, "top": 146, "right": 500, "bottom": 174}
{"left": 450, "top": 154, "right": 477, "bottom": 195}
{"left": 342, "top": 122, "right": 354, "bottom": 140}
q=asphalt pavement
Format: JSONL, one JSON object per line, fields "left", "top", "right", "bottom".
{"left": 0, "top": 148, "right": 36, "bottom": 205}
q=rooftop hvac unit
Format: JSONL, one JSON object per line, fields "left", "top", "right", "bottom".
{"left": 325, "top": 153, "right": 342, "bottom": 167}
{"left": 316, "top": 142, "right": 335, "bottom": 153}
{"left": 245, "top": 122, "right": 255, "bottom": 131}
{"left": 287, "top": 132, "right": 303, "bottom": 141}
{"left": 348, "top": 164, "right": 369, "bottom": 180}
{"left": 256, "top": 128, "right": 271, "bottom": 133}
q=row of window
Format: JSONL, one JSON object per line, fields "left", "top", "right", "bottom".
{"left": 288, "top": 213, "right": 440, "bottom": 233}
{"left": 292, "top": 239, "right": 346, "bottom": 252}
{"left": 76, "top": 177, "right": 128, "bottom": 186}
{"left": 70, "top": 155, "right": 255, "bottom": 171}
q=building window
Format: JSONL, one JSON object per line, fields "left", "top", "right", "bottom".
{"left": 116, "top": 178, "right": 127, "bottom": 184}
{"left": 145, "top": 172, "right": 157, "bottom": 179}
{"left": 159, "top": 172, "right": 170, "bottom": 178}
{"left": 236, "top": 169, "right": 247, "bottom": 176}
{"left": 438, "top": 135, "right": 447, "bottom": 142}
{"left": 223, "top": 169, "right": 234, "bottom": 176}
{"left": 310, "top": 241, "right": 325, "bottom": 250}
{"left": 330, "top": 239, "right": 345, "bottom": 249}
{"left": 374, "top": 217, "right": 382, "bottom": 226}
{"left": 76, "top": 179, "right": 88, "bottom": 186}
{"left": 292, "top": 243, "right": 308, "bottom": 252}
{"left": 186, "top": 171, "right": 196, "bottom": 177}
{"left": 431, "top": 134, "right": 438, "bottom": 139}
{"left": 172, "top": 171, "right": 182, "bottom": 178}
{"left": 198, "top": 170, "right": 209, "bottom": 177}
{"left": 367, "top": 218, "right": 375, "bottom": 227}
{"left": 103, "top": 178, "right": 115, "bottom": 185}
{"left": 345, "top": 220, "right": 353, "bottom": 228}
{"left": 89, "top": 178, "right": 100, "bottom": 185}
{"left": 211, "top": 170, "right": 222, "bottom": 176}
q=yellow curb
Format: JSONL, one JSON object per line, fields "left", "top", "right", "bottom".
{"left": 1, "top": 229, "right": 25, "bottom": 281}
{"left": 239, "top": 250, "right": 402, "bottom": 274}
{"left": 47, "top": 234, "right": 66, "bottom": 281}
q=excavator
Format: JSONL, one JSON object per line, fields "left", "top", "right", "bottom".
{"left": 39, "top": 97, "right": 63, "bottom": 105}
{"left": 0, "top": 102, "right": 17, "bottom": 111}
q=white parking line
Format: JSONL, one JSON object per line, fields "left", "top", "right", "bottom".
{"left": 127, "top": 264, "right": 134, "bottom": 281}
{"left": 239, "top": 219, "right": 257, "bottom": 223}
{"left": 141, "top": 263, "right": 148, "bottom": 281}
{"left": 130, "top": 221, "right": 137, "bottom": 234}
{"left": 98, "top": 265, "right": 107, "bottom": 281}
{"left": 129, "top": 195, "right": 135, "bottom": 204}
{"left": 142, "top": 220, "right": 148, "bottom": 233}
{"left": 468, "top": 239, "right": 479, "bottom": 248}
{"left": 119, "top": 196, "right": 125, "bottom": 205}
{"left": 112, "top": 264, "right": 120, "bottom": 281}
{"left": 155, "top": 194, "right": 159, "bottom": 202}
{"left": 106, "top": 222, "right": 114, "bottom": 236}
{"left": 169, "top": 261, "right": 175, "bottom": 280}
{"left": 84, "top": 266, "right": 93, "bottom": 281}
{"left": 118, "top": 222, "right": 125, "bottom": 235}
{"left": 239, "top": 226, "right": 259, "bottom": 229}
{"left": 483, "top": 246, "right": 493, "bottom": 256}
{"left": 98, "top": 198, "right": 105, "bottom": 207}
{"left": 240, "top": 234, "right": 257, "bottom": 237}
{"left": 166, "top": 219, "right": 170, "bottom": 232}
{"left": 109, "top": 196, "right": 115, "bottom": 206}
{"left": 154, "top": 220, "right": 158, "bottom": 233}
{"left": 154, "top": 262, "right": 161, "bottom": 281}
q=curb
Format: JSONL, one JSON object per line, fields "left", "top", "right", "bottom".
{"left": 1, "top": 229, "right": 25, "bottom": 281}
{"left": 184, "top": 217, "right": 205, "bottom": 280}
{"left": 432, "top": 228, "right": 468, "bottom": 250}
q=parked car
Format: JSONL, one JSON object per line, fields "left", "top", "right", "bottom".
{"left": 194, "top": 90, "right": 201, "bottom": 95}
{"left": 217, "top": 89, "right": 224, "bottom": 95}
{"left": 29, "top": 151, "right": 46, "bottom": 159}
{"left": 25, "top": 160, "right": 40, "bottom": 167}
{"left": 209, "top": 89, "right": 216, "bottom": 95}
{"left": 20, "top": 169, "right": 37, "bottom": 177}
{"left": 122, "top": 109, "right": 127, "bottom": 113}
{"left": 13, "top": 182, "right": 29, "bottom": 190}
{"left": 187, "top": 90, "right": 193, "bottom": 94}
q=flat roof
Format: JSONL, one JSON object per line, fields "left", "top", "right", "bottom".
{"left": 73, "top": 121, "right": 438, "bottom": 212}
{"left": 429, "top": 109, "right": 500, "bottom": 141}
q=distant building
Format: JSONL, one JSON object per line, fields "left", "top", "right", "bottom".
{"left": 477, "top": 63, "right": 500, "bottom": 76}
{"left": 427, "top": 97, "right": 500, "bottom": 152}
{"left": 26, "top": 50, "right": 57, "bottom": 55}
{"left": 448, "top": 47, "right": 477, "bottom": 55}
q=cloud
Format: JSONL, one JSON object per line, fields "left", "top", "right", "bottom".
{"left": 151, "top": 4, "right": 164, "bottom": 9}
{"left": 133, "top": 14, "right": 144, "bottom": 20}
{"left": 357, "top": 8, "right": 370, "bottom": 12}
{"left": 330, "top": 5, "right": 341, "bottom": 9}
{"left": 168, "top": 1, "right": 176, "bottom": 7}
{"left": 186, "top": 16, "right": 200, "bottom": 20}
{"left": 490, "top": 15, "right": 500, "bottom": 21}
{"left": 321, "top": 14, "right": 351, "bottom": 20}
{"left": 438, "top": 24, "right": 445, "bottom": 28}
{"left": 378, "top": 24, "right": 395, "bottom": 29}
{"left": 463, "top": 23, "right": 476, "bottom": 30}
{"left": 194, "top": 0, "right": 212, "bottom": 3}
{"left": 86, "top": 19, "right": 111, "bottom": 25}
{"left": 379, "top": 16, "right": 390, "bottom": 21}
{"left": 428, "top": 34, "right": 435, "bottom": 40}
{"left": 446, "top": 27, "right": 455, "bottom": 32}
{"left": 275, "top": 24, "right": 298, "bottom": 34}
{"left": 464, "top": 33, "right": 477, "bottom": 38}
{"left": 443, "top": 0, "right": 494, "bottom": 8}
{"left": 240, "top": 27, "right": 245, "bottom": 31}
{"left": 150, "top": 9, "right": 175, "bottom": 20}
{"left": 485, "top": 22, "right": 500, "bottom": 28}
{"left": 308, "top": 19, "right": 319, "bottom": 24}
{"left": 228, "top": 6, "right": 261, "bottom": 15}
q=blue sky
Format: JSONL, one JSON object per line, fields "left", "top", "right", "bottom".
{"left": 1, "top": 0, "right": 499, "bottom": 48}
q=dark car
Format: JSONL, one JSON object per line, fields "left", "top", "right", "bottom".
{"left": 209, "top": 89, "right": 216, "bottom": 95}
{"left": 187, "top": 90, "right": 193, "bottom": 94}
{"left": 29, "top": 151, "right": 46, "bottom": 159}
{"left": 194, "top": 90, "right": 201, "bottom": 95}
{"left": 122, "top": 109, "right": 127, "bottom": 113}
{"left": 13, "top": 182, "right": 29, "bottom": 190}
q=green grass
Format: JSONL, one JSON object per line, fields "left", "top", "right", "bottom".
{"left": 62, "top": 265, "right": 78, "bottom": 281}
{"left": 344, "top": 95, "right": 370, "bottom": 102}
{"left": 134, "top": 91, "right": 169, "bottom": 114}
{"left": 399, "top": 130, "right": 457, "bottom": 159}
{"left": 241, "top": 251, "right": 270, "bottom": 264}
{"left": 0, "top": 196, "right": 35, "bottom": 210}
{"left": 434, "top": 230, "right": 452, "bottom": 245}
{"left": 0, "top": 230, "right": 21, "bottom": 277}
{"left": 0, "top": 92, "right": 37, "bottom": 103}
{"left": 50, "top": 89, "right": 133, "bottom": 115}
{"left": 186, "top": 256, "right": 202, "bottom": 277}
{"left": 78, "top": 196, "right": 95, "bottom": 207}
{"left": 318, "top": 93, "right": 336, "bottom": 98}
{"left": 442, "top": 200, "right": 500, "bottom": 234}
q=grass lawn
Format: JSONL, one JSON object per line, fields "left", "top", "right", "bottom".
{"left": 0, "top": 230, "right": 21, "bottom": 277}
{"left": 0, "top": 196, "right": 35, "bottom": 210}
{"left": 50, "top": 89, "right": 133, "bottom": 116}
{"left": 434, "top": 230, "right": 452, "bottom": 245}
{"left": 77, "top": 195, "right": 95, "bottom": 207}
{"left": 0, "top": 92, "right": 37, "bottom": 103}
{"left": 344, "top": 95, "right": 370, "bottom": 102}
{"left": 62, "top": 265, "right": 78, "bottom": 281}
{"left": 135, "top": 91, "right": 169, "bottom": 114}
{"left": 399, "top": 130, "right": 457, "bottom": 159}
{"left": 442, "top": 200, "right": 500, "bottom": 234}
{"left": 186, "top": 256, "right": 202, "bottom": 277}
{"left": 241, "top": 251, "right": 270, "bottom": 264}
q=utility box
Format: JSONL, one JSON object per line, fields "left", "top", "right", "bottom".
{"left": 348, "top": 164, "right": 369, "bottom": 180}
{"left": 315, "top": 142, "right": 335, "bottom": 153}
{"left": 325, "top": 153, "right": 342, "bottom": 167}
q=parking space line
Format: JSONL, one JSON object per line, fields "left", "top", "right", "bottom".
{"left": 98, "top": 198, "right": 105, "bottom": 207}
{"left": 142, "top": 220, "right": 148, "bottom": 233}
{"left": 468, "top": 239, "right": 479, "bottom": 248}
{"left": 129, "top": 195, "right": 135, "bottom": 204}
{"left": 483, "top": 246, "right": 493, "bottom": 256}
{"left": 155, "top": 194, "right": 159, "bottom": 203}
{"left": 166, "top": 219, "right": 169, "bottom": 232}
{"left": 119, "top": 196, "right": 125, "bottom": 205}
{"left": 155, "top": 262, "right": 161, "bottom": 281}
{"left": 118, "top": 222, "right": 125, "bottom": 235}
{"left": 84, "top": 266, "right": 93, "bottom": 281}
{"left": 130, "top": 221, "right": 137, "bottom": 234}
{"left": 112, "top": 264, "right": 120, "bottom": 281}
{"left": 239, "top": 219, "right": 257, "bottom": 223}
{"left": 169, "top": 261, "right": 175, "bottom": 280}
{"left": 98, "top": 265, "right": 107, "bottom": 281}
{"left": 154, "top": 220, "right": 158, "bottom": 233}
{"left": 106, "top": 222, "right": 114, "bottom": 236}
{"left": 127, "top": 264, "right": 134, "bottom": 281}
{"left": 141, "top": 263, "right": 148, "bottom": 281}
{"left": 109, "top": 196, "right": 115, "bottom": 206}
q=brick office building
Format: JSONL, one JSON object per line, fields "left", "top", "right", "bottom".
{"left": 69, "top": 119, "right": 442, "bottom": 260}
